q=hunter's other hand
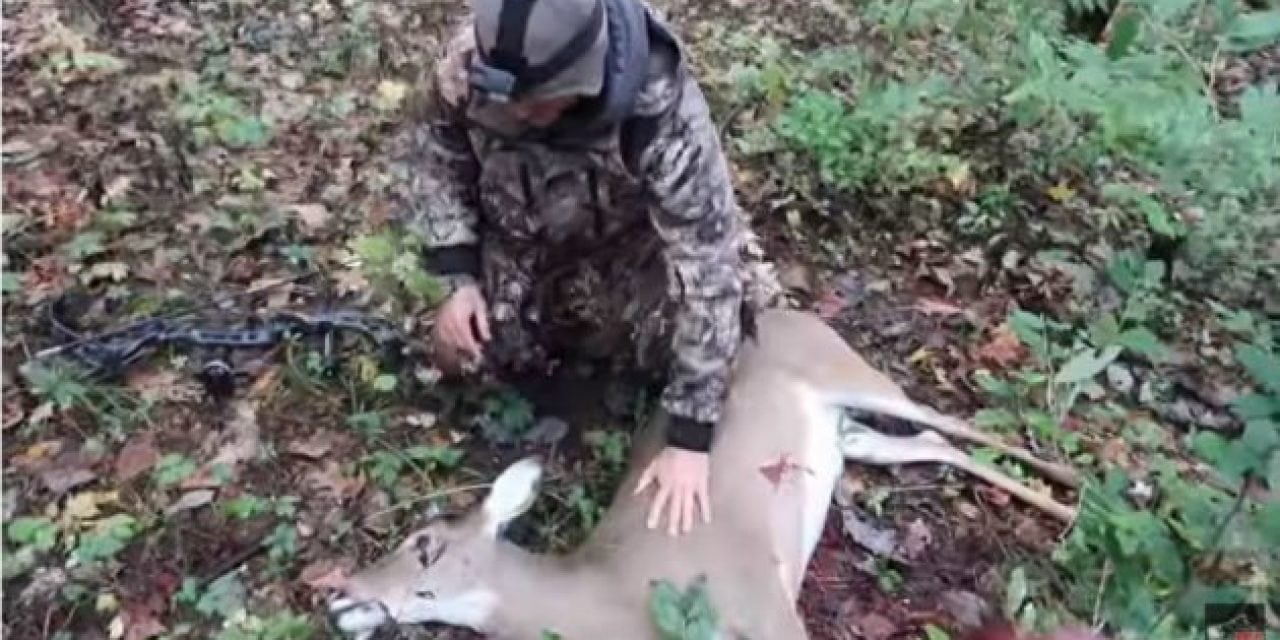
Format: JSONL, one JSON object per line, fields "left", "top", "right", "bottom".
{"left": 432, "top": 284, "right": 491, "bottom": 363}
{"left": 634, "top": 447, "right": 711, "bottom": 536}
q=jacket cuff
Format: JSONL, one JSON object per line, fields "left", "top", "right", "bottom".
{"left": 423, "top": 245, "right": 481, "bottom": 279}
{"left": 666, "top": 415, "right": 714, "bottom": 453}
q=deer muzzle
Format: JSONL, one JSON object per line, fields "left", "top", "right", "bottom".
{"left": 327, "top": 591, "right": 392, "bottom": 639}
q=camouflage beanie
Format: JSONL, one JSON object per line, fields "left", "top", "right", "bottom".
{"left": 471, "top": 0, "right": 609, "bottom": 101}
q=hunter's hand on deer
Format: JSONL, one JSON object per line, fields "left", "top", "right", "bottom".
{"left": 634, "top": 447, "right": 711, "bottom": 536}
{"left": 432, "top": 285, "right": 490, "bottom": 368}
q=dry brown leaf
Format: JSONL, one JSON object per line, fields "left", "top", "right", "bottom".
{"left": 115, "top": 435, "right": 160, "bottom": 482}
{"left": 120, "top": 598, "right": 167, "bottom": 640}
{"left": 300, "top": 558, "right": 355, "bottom": 591}
{"left": 288, "top": 203, "right": 330, "bottom": 231}
{"left": 975, "top": 323, "right": 1027, "bottom": 368}
{"left": 854, "top": 612, "right": 897, "bottom": 640}
{"left": 1047, "top": 182, "right": 1076, "bottom": 203}
{"left": 285, "top": 432, "right": 334, "bottom": 459}
{"left": 914, "top": 297, "right": 964, "bottom": 316}
{"left": 1101, "top": 437, "right": 1131, "bottom": 467}
{"left": 208, "top": 398, "right": 262, "bottom": 467}
{"left": 246, "top": 276, "right": 291, "bottom": 294}
{"left": 3, "top": 399, "right": 26, "bottom": 431}
{"left": 812, "top": 289, "right": 849, "bottom": 320}
{"left": 125, "top": 369, "right": 181, "bottom": 404}
{"left": 332, "top": 268, "right": 368, "bottom": 295}
{"left": 976, "top": 485, "right": 1012, "bottom": 509}
{"left": 42, "top": 466, "right": 97, "bottom": 495}
{"left": 900, "top": 518, "right": 933, "bottom": 559}
{"left": 12, "top": 440, "right": 63, "bottom": 469}
{"left": 165, "top": 489, "right": 215, "bottom": 515}
{"left": 305, "top": 460, "right": 365, "bottom": 501}
{"left": 103, "top": 175, "right": 133, "bottom": 204}
{"left": 64, "top": 490, "right": 118, "bottom": 522}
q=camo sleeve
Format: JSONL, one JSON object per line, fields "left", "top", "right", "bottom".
{"left": 396, "top": 26, "right": 482, "bottom": 293}
{"left": 636, "top": 71, "right": 745, "bottom": 453}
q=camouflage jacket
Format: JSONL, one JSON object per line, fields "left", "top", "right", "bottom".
{"left": 393, "top": 6, "right": 780, "bottom": 452}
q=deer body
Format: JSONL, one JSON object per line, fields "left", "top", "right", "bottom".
{"left": 330, "top": 309, "right": 1077, "bottom": 639}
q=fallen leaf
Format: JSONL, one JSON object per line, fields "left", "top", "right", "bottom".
{"left": 1047, "top": 182, "right": 1076, "bottom": 202}
{"left": 121, "top": 604, "right": 167, "bottom": 640}
{"left": 373, "top": 79, "right": 409, "bottom": 112}
{"left": 854, "top": 612, "right": 897, "bottom": 640}
{"left": 300, "top": 558, "right": 355, "bottom": 591}
{"left": 285, "top": 432, "right": 334, "bottom": 459}
{"left": 361, "top": 489, "right": 395, "bottom": 534}
{"left": 115, "top": 435, "right": 160, "bottom": 482}
{"left": 104, "top": 176, "right": 133, "bottom": 204}
{"left": 914, "top": 297, "right": 964, "bottom": 316}
{"left": 18, "top": 567, "right": 67, "bottom": 604}
{"left": 208, "top": 398, "right": 262, "bottom": 467}
{"left": 84, "top": 261, "right": 130, "bottom": 283}
{"left": 1014, "top": 515, "right": 1051, "bottom": 550}
{"left": 12, "top": 440, "right": 63, "bottom": 469}
{"left": 908, "top": 347, "right": 932, "bottom": 365}
{"left": 42, "top": 467, "right": 97, "bottom": 494}
{"left": 124, "top": 369, "right": 180, "bottom": 404}
{"left": 97, "top": 592, "right": 120, "bottom": 613}
{"left": 305, "top": 460, "right": 364, "bottom": 501}
{"left": 165, "top": 489, "right": 215, "bottom": 515}
{"left": 279, "top": 71, "right": 306, "bottom": 90}
{"left": 841, "top": 508, "right": 900, "bottom": 560}
{"left": 4, "top": 400, "right": 27, "bottom": 430}
{"left": 1101, "top": 436, "right": 1131, "bottom": 466}
{"left": 109, "top": 614, "right": 126, "bottom": 640}
{"left": 947, "top": 162, "right": 974, "bottom": 194}
{"left": 975, "top": 323, "right": 1027, "bottom": 368}
{"left": 813, "top": 289, "right": 849, "bottom": 320}
{"left": 289, "top": 203, "right": 330, "bottom": 232}
{"left": 64, "top": 490, "right": 118, "bottom": 522}
{"left": 940, "top": 589, "right": 991, "bottom": 630}
{"left": 333, "top": 268, "right": 368, "bottom": 294}
{"left": 246, "top": 276, "right": 291, "bottom": 294}
{"left": 900, "top": 518, "right": 933, "bottom": 559}
{"left": 778, "top": 261, "right": 816, "bottom": 296}
{"left": 976, "top": 485, "right": 1011, "bottom": 508}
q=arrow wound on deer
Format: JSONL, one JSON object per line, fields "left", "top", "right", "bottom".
{"left": 758, "top": 454, "right": 810, "bottom": 489}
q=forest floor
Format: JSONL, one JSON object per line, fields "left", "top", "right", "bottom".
{"left": 3, "top": 0, "right": 1277, "bottom": 639}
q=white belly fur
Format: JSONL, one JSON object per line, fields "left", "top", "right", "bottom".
{"left": 782, "top": 384, "right": 845, "bottom": 598}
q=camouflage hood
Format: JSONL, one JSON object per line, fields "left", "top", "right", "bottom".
{"left": 482, "top": 0, "right": 677, "bottom": 147}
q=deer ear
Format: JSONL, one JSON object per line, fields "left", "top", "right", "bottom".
{"left": 480, "top": 457, "right": 543, "bottom": 538}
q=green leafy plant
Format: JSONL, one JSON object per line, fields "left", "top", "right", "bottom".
{"left": 776, "top": 76, "right": 963, "bottom": 194}
{"left": 221, "top": 495, "right": 271, "bottom": 521}
{"left": 649, "top": 575, "right": 719, "bottom": 640}
{"left": 213, "top": 612, "right": 316, "bottom": 640}
{"left": 18, "top": 361, "right": 150, "bottom": 436}
{"left": 71, "top": 514, "right": 139, "bottom": 565}
{"left": 4, "top": 516, "right": 60, "bottom": 578}
{"left": 472, "top": 388, "right": 536, "bottom": 444}
{"left": 175, "top": 82, "right": 273, "bottom": 149}
{"left": 348, "top": 231, "right": 445, "bottom": 310}
{"left": 153, "top": 453, "right": 198, "bottom": 488}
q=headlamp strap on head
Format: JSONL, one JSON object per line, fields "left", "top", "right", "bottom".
{"left": 471, "top": 0, "right": 605, "bottom": 101}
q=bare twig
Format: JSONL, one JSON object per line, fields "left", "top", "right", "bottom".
{"left": 1091, "top": 559, "right": 1112, "bottom": 628}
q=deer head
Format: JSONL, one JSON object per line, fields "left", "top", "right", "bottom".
{"left": 328, "top": 458, "right": 545, "bottom": 639}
